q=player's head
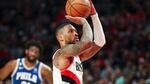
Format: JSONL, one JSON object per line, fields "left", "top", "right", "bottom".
{"left": 25, "top": 40, "right": 43, "bottom": 62}
{"left": 55, "top": 19, "right": 79, "bottom": 45}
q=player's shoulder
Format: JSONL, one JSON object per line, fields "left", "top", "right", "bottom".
{"left": 5, "top": 59, "right": 18, "bottom": 70}
{"left": 7, "top": 59, "right": 18, "bottom": 66}
{"left": 40, "top": 63, "right": 52, "bottom": 76}
{"left": 53, "top": 49, "right": 62, "bottom": 60}
{"left": 40, "top": 63, "right": 52, "bottom": 71}
{"left": 53, "top": 49, "right": 61, "bottom": 56}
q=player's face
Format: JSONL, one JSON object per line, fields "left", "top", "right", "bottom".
{"left": 25, "top": 46, "right": 40, "bottom": 62}
{"left": 63, "top": 25, "right": 79, "bottom": 44}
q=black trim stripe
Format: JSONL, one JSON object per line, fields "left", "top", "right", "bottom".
{"left": 62, "top": 75, "right": 77, "bottom": 84}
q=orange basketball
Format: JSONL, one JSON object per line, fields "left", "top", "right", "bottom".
{"left": 65, "top": 0, "right": 91, "bottom": 18}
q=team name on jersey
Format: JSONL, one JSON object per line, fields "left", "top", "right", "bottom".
{"left": 16, "top": 72, "right": 37, "bottom": 83}
{"left": 76, "top": 62, "right": 83, "bottom": 72}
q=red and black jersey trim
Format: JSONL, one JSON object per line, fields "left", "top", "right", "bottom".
{"left": 61, "top": 70, "right": 81, "bottom": 84}
{"left": 62, "top": 75, "right": 77, "bottom": 84}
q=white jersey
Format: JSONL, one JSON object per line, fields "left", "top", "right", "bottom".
{"left": 53, "top": 50, "right": 83, "bottom": 84}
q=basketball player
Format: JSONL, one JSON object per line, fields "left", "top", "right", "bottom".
{"left": 52, "top": 0, "right": 106, "bottom": 84}
{"left": 0, "top": 40, "right": 53, "bottom": 84}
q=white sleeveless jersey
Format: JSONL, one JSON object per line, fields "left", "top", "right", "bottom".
{"left": 11, "top": 58, "right": 43, "bottom": 84}
{"left": 53, "top": 50, "right": 83, "bottom": 84}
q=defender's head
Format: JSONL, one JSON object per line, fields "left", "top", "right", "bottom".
{"left": 25, "top": 40, "right": 43, "bottom": 62}
{"left": 55, "top": 19, "right": 79, "bottom": 46}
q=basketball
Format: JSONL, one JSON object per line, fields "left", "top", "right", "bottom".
{"left": 65, "top": 0, "right": 91, "bottom": 18}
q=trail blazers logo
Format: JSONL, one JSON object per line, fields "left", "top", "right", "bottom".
{"left": 76, "top": 62, "right": 83, "bottom": 72}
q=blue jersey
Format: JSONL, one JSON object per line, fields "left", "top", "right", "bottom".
{"left": 11, "top": 58, "right": 42, "bottom": 84}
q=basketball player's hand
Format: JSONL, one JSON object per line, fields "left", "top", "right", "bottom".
{"left": 65, "top": 15, "right": 86, "bottom": 25}
{"left": 89, "top": 0, "right": 96, "bottom": 15}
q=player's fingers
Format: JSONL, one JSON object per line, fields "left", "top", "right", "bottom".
{"left": 65, "top": 15, "right": 72, "bottom": 19}
{"left": 65, "top": 15, "right": 75, "bottom": 22}
{"left": 65, "top": 15, "right": 82, "bottom": 25}
{"left": 65, "top": 15, "right": 77, "bottom": 21}
{"left": 89, "top": 0, "right": 96, "bottom": 15}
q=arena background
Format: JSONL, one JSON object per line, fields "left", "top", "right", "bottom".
{"left": 0, "top": 0, "right": 149, "bottom": 84}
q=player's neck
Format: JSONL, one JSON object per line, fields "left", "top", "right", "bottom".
{"left": 24, "top": 58, "right": 37, "bottom": 68}
{"left": 60, "top": 42, "right": 66, "bottom": 48}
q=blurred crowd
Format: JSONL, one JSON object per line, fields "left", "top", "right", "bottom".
{"left": 0, "top": 0, "right": 149, "bottom": 84}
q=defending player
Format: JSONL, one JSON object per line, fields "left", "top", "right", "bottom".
{"left": 0, "top": 40, "right": 53, "bottom": 84}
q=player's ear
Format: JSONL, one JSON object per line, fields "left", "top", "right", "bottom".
{"left": 25, "top": 49, "right": 28, "bottom": 54}
{"left": 57, "top": 34, "right": 64, "bottom": 41}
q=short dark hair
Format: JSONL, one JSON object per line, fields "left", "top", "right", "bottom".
{"left": 55, "top": 19, "right": 72, "bottom": 36}
{"left": 25, "top": 40, "right": 43, "bottom": 54}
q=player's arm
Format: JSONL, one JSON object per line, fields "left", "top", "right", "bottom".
{"left": 79, "top": 0, "right": 106, "bottom": 62}
{"left": 0, "top": 60, "right": 16, "bottom": 80}
{"left": 59, "top": 16, "right": 93, "bottom": 57}
{"left": 41, "top": 64, "right": 53, "bottom": 84}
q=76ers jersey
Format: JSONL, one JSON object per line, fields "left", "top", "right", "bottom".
{"left": 53, "top": 50, "right": 83, "bottom": 84}
{"left": 11, "top": 58, "right": 42, "bottom": 84}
